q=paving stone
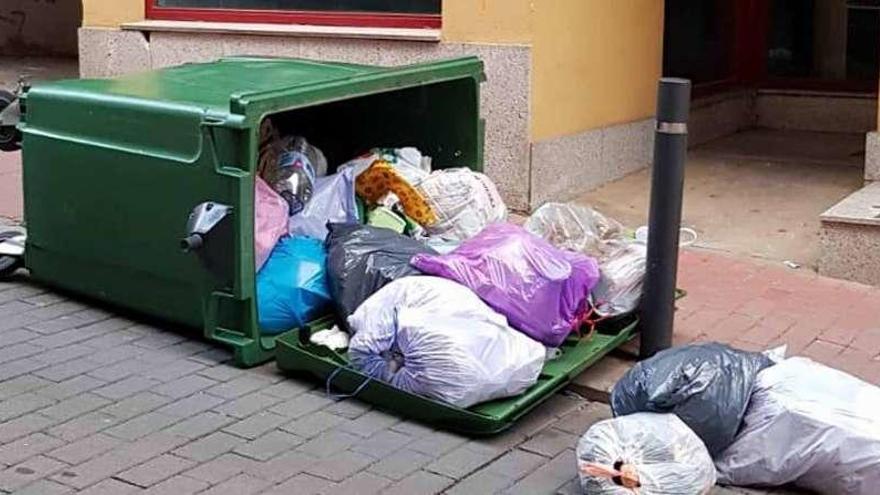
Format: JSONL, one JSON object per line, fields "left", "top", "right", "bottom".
{"left": 504, "top": 450, "right": 577, "bottom": 495}
{"left": 233, "top": 430, "right": 303, "bottom": 461}
{"left": 79, "top": 478, "right": 143, "bottom": 495}
{"left": 172, "top": 431, "right": 244, "bottom": 462}
{"left": 0, "top": 343, "right": 44, "bottom": 364}
{"left": 305, "top": 450, "right": 375, "bottom": 482}
{"left": 445, "top": 470, "right": 513, "bottom": 495}
{"left": 32, "top": 344, "right": 98, "bottom": 365}
{"left": 323, "top": 471, "right": 392, "bottom": 495}
{"left": 183, "top": 453, "right": 258, "bottom": 485}
{"left": 141, "top": 359, "right": 206, "bottom": 382}
{"left": 116, "top": 454, "right": 196, "bottom": 488}
{"left": 0, "top": 392, "right": 55, "bottom": 422}
{"left": 160, "top": 411, "right": 234, "bottom": 440}
{"left": 46, "top": 433, "right": 121, "bottom": 465}
{"left": 197, "top": 364, "right": 245, "bottom": 382}
{"left": 483, "top": 449, "right": 547, "bottom": 479}
{"left": 10, "top": 478, "right": 73, "bottom": 495}
{"left": 213, "top": 391, "right": 283, "bottom": 419}
{"left": 132, "top": 331, "right": 187, "bottom": 350}
{"left": 105, "top": 412, "right": 181, "bottom": 441}
{"left": 0, "top": 375, "right": 51, "bottom": 400}
{"left": 382, "top": 470, "right": 456, "bottom": 495}
{"left": 554, "top": 403, "right": 612, "bottom": 436}
{"left": 150, "top": 374, "right": 217, "bottom": 399}
{"left": 47, "top": 412, "right": 118, "bottom": 442}
{"left": 323, "top": 398, "right": 372, "bottom": 419}
{"left": 0, "top": 455, "right": 68, "bottom": 492}
{"left": 0, "top": 356, "right": 50, "bottom": 383}
{"left": 199, "top": 473, "right": 271, "bottom": 495}
{"left": 296, "top": 430, "right": 361, "bottom": 458}
{"left": 222, "top": 412, "right": 289, "bottom": 440}
{"left": 79, "top": 328, "right": 148, "bottom": 349}
{"left": 0, "top": 413, "right": 57, "bottom": 444}
{"left": 242, "top": 449, "right": 318, "bottom": 483}
{"left": 187, "top": 348, "right": 232, "bottom": 366}
{"left": 38, "top": 393, "right": 111, "bottom": 422}
{"left": 206, "top": 375, "right": 272, "bottom": 400}
{"left": 84, "top": 344, "right": 145, "bottom": 366}
{"left": 0, "top": 432, "right": 65, "bottom": 466}
{"left": 262, "top": 473, "right": 333, "bottom": 495}
{"left": 338, "top": 409, "right": 400, "bottom": 438}
{"left": 368, "top": 449, "right": 434, "bottom": 481}
{"left": 35, "top": 359, "right": 102, "bottom": 382}
{"left": 408, "top": 430, "right": 469, "bottom": 458}
{"left": 34, "top": 375, "right": 107, "bottom": 401}
{"left": 51, "top": 433, "right": 188, "bottom": 489}
{"left": 86, "top": 359, "right": 152, "bottom": 382}
{"left": 425, "top": 444, "right": 503, "bottom": 479}
{"left": 518, "top": 428, "right": 579, "bottom": 458}
{"left": 269, "top": 392, "right": 334, "bottom": 419}
{"left": 154, "top": 392, "right": 226, "bottom": 418}
{"left": 100, "top": 393, "right": 171, "bottom": 421}
{"left": 261, "top": 379, "right": 313, "bottom": 399}
{"left": 555, "top": 478, "right": 582, "bottom": 495}
{"left": 389, "top": 420, "right": 435, "bottom": 438}
{"left": 93, "top": 376, "right": 161, "bottom": 400}
{"left": 0, "top": 328, "right": 41, "bottom": 347}
{"left": 26, "top": 315, "right": 90, "bottom": 335}
{"left": 140, "top": 475, "right": 209, "bottom": 495}
{"left": 350, "top": 429, "right": 412, "bottom": 458}
{"left": 280, "top": 411, "right": 345, "bottom": 439}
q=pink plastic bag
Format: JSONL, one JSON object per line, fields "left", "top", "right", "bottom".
{"left": 255, "top": 176, "right": 289, "bottom": 272}
{"left": 412, "top": 223, "right": 600, "bottom": 346}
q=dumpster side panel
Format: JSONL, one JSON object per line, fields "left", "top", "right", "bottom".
{"left": 22, "top": 90, "right": 246, "bottom": 330}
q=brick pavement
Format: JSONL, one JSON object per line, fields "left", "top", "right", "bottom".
{"left": 0, "top": 247, "right": 875, "bottom": 493}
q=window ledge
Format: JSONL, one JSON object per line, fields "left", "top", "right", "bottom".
{"left": 122, "top": 20, "right": 441, "bottom": 42}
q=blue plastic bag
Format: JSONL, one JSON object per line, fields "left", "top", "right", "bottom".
{"left": 257, "top": 236, "right": 332, "bottom": 334}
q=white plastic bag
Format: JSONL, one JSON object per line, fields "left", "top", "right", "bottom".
{"left": 576, "top": 412, "right": 716, "bottom": 495}
{"left": 590, "top": 241, "right": 646, "bottom": 317}
{"left": 417, "top": 168, "right": 507, "bottom": 241}
{"left": 714, "top": 357, "right": 880, "bottom": 494}
{"left": 289, "top": 167, "right": 358, "bottom": 241}
{"left": 347, "top": 276, "right": 544, "bottom": 408}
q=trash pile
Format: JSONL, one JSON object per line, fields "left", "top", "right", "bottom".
{"left": 253, "top": 119, "right": 648, "bottom": 411}
{"left": 576, "top": 342, "right": 880, "bottom": 495}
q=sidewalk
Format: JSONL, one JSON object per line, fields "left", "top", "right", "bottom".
{"left": 0, "top": 247, "right": 863, "bottom": 494}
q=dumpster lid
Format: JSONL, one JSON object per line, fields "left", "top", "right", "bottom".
{"left": 29, "top": 56, "right": 484, "bottom": 121}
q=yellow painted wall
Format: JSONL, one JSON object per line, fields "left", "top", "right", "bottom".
{"left": 441, "top": 0, "right": 534, "bottom": 44}
{"left": 531, "top": 0, "right": 664, "bottom": 140}
{"left": 82, "top": 0, "right": 144, "bottom": 27}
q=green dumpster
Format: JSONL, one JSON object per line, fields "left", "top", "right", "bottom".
{"left": 21, "top": 56, "right": 484, "bottom": 367}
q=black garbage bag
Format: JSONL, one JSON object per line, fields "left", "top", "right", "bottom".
{"left": 610, "top": 342, "right": 772, "bottom": 456}
{"left": 326, "top": 223, "right": 437, "bottom": 327}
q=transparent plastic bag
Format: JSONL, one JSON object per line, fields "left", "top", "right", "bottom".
{"left": 347, "top": 276, "right": 545, "bottom": 408}
{"left": 576, "top": 412, "right": 716, "bottom": 495}
{"left": 289, "top": 167, "right": 358, "bottom": 241}
{"left": 715, "top": 357, "right": 880, "bottom": 494}
{"left": 590, "top": 242, "right": 646, "bottom": 317}
{"left": 417, "top": 168, "right": 507, "bottom": 241}
{"left": 524, "top": 202, "right": 626, "bottom": 259}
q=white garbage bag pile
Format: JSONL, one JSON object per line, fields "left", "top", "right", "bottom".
{"left": 347, "top": 276, "right": 545, "bottom": 408}
{"left": 714, "top": 356, "right": 880, "bottom": 495}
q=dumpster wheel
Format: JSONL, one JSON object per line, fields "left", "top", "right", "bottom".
{"left": 0, "top": 229, "right": 24, "bottom": 279}
{"left": 0, "top": 90, "right": 20, "bottom": 152}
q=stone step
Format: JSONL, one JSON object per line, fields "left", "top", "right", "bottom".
{"left": 819, "top": 181, "right": 880, "bottom": 286}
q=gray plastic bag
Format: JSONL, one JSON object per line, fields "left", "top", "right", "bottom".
{"left": 715, "top": 357, "right": 880, "bottom": 494}
{"left": 326, "top": 223, "right": 436, "bottom": 325}
{"left": 611, "top": 342, "right": 772, "bottom": 456}
{"left": 576, "top": 412, "right": 716, "bottom": 495}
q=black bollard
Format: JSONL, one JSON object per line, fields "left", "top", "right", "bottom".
{"left": 640, "top": 78, "right": 691, "bottom": 359}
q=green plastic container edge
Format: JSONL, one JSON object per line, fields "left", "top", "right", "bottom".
{"left": 274, "top": 318, "right": 638, "bottom": 436}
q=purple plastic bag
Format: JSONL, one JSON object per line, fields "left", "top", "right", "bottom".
{"left": 411, "top": 223, "right": 600, "bottom": 346}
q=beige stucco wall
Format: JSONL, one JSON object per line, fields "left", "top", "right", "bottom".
{"left": 1, "top": 0, "right": 82, "bottom": 55}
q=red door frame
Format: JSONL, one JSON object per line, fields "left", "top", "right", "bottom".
{"left": 145, "top": 1, "right": 441, "bottom": 29}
